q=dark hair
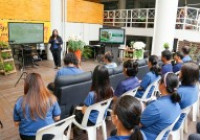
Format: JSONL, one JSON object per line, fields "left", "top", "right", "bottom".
{"left": 64, "top": 53, "right": 78, "bottom": 66}
{"left": 49, "top": 29, "right": 61, "bottom": 41}
{"left": 160, "top": 73, "right": 181, "bottom": 103}
{"left": 114, "top": 95, "right": 143, "bottom": 140}
{"left": 91, "top": 65, "right": 113, "bottom": 102}
{"left": 182, "top": 46, "right": 190, "bottom": 55}
{"left": 123, "top": 60, "right": 138, "bottom": 77}
{"left": 162, "top": 50, "right": 172, "bottom": 61}
{"left": 104, "top": 51, "right": 114, "bottom": 63}
{"left": 181, "top": 62, "right": 199, "bottom": 86}
{"left": 149, "top": 55, "right": 161, "bottom": 76}
{"left": 174, "top": 51, "right": 184, "bottom": 59}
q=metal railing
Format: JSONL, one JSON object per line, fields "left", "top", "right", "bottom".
{"left": 104, "top": 6, "right": 200, "bottom": 31}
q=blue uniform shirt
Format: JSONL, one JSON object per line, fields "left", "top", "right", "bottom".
{"left": 141, "top": 95, "right": 181, "bottom": 140}
{"left": 107, "top": 132, "right": 147, "bottom": 140}
{"left": 105, "top": 62, "right": 117, "bottom": 69}
{"left": 56, "top": 66, "right": 83, "bottom": 78}
{"left": 182, "top": 55, "right": 192, "bottom": 63}
{"left": 135, "top": 71, "right": 159, "bottom": 98}
{"left": 161, "top": 63, "right": 173, "bottom": 75}
{"left": 173, "top": 63, "right": 183, "bottom": 73}
{"left": 178, "top": 85, "right": 199, "bottom": 109}
{"left": 114, "top": 76, "right": 140, "bottom": 97}
{"left": 13, "top": 97, "right": 61, "bottom": 136}
{"left": 84, "top": 91, "right": 107, "bottom": 124}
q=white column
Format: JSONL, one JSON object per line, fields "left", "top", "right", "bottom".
{"left": 48, "top": 0, "right": 62, "bottom": 60}
{"left": 151, "top": 0, "right": 179, "bottom": 56}
{"left": 118, "top": 0, "right": 126, "bottom": 9}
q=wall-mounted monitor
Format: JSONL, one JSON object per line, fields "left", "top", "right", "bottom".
{"left": 99, "top": 28, "right": 125, "bottom": 44}
{"left": 8, "top": 22, "right": 44, "bottom": 44}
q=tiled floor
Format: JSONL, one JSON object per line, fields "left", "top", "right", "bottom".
{"left": 0, "top": 60, "right": 199, "bottom": 140}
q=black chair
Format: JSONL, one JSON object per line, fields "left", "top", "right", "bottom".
{"left": 54, "top": 72, "right": 92, "bottom": 119}
{"left": 110, "top": 66, "right": 126, "bottom": 90}
{"left": 137, "top": 59, "right": 149, "bottom": 80}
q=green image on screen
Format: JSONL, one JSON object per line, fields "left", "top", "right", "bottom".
{"left": 9, "top": 23, "right": 44, "bottom": 44}
{"left": 100, "top": 29, "right": 124, "bottom": 44}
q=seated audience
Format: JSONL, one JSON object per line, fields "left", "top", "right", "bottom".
{"left": 173, "top": 51, "right": 184, "bottom": 73}
{"left": 173, "top": 62, "right": 199, "bottom": 130}
{"left": 56, "top": 53, "right": 83, "bottom": 78}
{"left": 182, "top": 46, "right": 192, "bottom": 62}
{"left": 114, "top": 60, "right": 139, "bottom": 97}
{"left": 103, "top": 51, "right": 117, "bottom": 69}
{"left": 136, "top": 55, "right": 161, "bottom": 98}
{"left": 75, "top": 65, "right": 113, "bottom": 125}
{"left": 13, "top": 73, "right": 61, "bottom": 140}
{"left": 48, "top": 53, "right": 83, "bottom": 92}
{"left": 178, "top": 62, "right": 199, "bottom": 109}
{"left": 141, "top": 73, "right": 181, "bottom": 140}
{"left": 108, "top": 95, "right": 145, "bottom": 140}
{"left": 161, "top": 50, "right": 173, "bottom": 75}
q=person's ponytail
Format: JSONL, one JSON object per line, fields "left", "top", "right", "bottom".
{"left": 171, "top": 92, "right": 181, "bottom": 103}
{"left": 130, "top": 125, "right": 144, "bottom": 140}
{"left": 151, "top": 65, "right": 161, "bottom": 76}
{"left": 149, "top": 55, "right": 161, "bottom": 76}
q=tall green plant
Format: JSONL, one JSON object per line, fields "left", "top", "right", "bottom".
{"left": 82, "top": 46, "right": 93, "bottom": 60}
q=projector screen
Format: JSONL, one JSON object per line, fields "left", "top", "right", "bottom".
{"left": 8, "top": 23, "right": 44, "bottom": 44}
{"left": 99, "top": 28, "right": 125, "bottom": 44}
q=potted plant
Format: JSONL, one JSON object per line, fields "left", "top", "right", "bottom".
{"left": 68, "top": 35, "right": 85, "bottom": 61}
{"left": 0, "top": 41, "right": 9, "bottom": 50}
{"left": 163, "top": 43, "right": 170, "bottom": 50}
{"left": 133, "top": 42, "right": 146, "bottom": 60}
{"left": 0, "top": 62, "right": 4, "bottom": 72}
{"left": 4, "top": 62, "right": 14, "bottom": 72}
{"left": 82, "top": 46, "right": 93, "bottom": 61}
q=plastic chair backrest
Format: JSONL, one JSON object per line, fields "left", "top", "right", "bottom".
{"left": 122, "top": 87, "right": 139, "bottom": 97}
{"left": 156, "top": 115, "right": 180, "bottom": 140}
{"left": 36, "top": 115, "right": 75, "bottom": 140}
{"left": 141, "top": 76, "right": 161, "bottom": 99}
{"left": 82, "top": 98, "right": 112, "bottom": 127}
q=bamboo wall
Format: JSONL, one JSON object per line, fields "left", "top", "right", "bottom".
{"left": 0, "top": 0, "right": 50, "bottom": 21}
{"left": 67, "top": 0, "right": 104, "bottom": 24}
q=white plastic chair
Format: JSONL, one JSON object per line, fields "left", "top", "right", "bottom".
{"left": 122, "top": 87, "right": 139, "bottom": 97}
{"left": 170, "top": 107, "right": 191, "bottom": 140}
{"left": 155, "top": 116, "right": 180, "bottom": 140}
{"left": 73, "top": 98, "right": 113, "bottom": 140}
{"left": 36, "top": 115, "right": 75, "bottom": 140}
{"left": 141, "top": 77, "right": 161, "bottom": 100}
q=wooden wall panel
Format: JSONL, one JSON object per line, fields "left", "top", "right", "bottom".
{"left": 0, "top": 0, "right": 50, "bottom": 21}
{"left": 84, "top": 0, "right": 100, "bottom": 3}
{"left": 67, "top": 0, "right": 104, "bottom": 24}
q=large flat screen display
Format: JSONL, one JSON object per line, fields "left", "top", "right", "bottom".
{"left": 99, "top": 28, "right": 125, "bottom": 44}
{"left": 8, "top": 22, "right": 44, "bottom": 44}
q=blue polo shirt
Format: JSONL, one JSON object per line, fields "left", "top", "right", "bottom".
{"left": 178, "top": 85, "right": 199, "bottom": 109}
{"left": 141, "top": 95, "right": 181, "bottom": 140}
{"left": 107, "top": 132, "right": 147, "bottom": 140}
{"left": 114, "top": 76, "right": 140, "bottom": 97}
{"left": 13, "top": 97, "right": 61, "bottom": 136}
{"left": 173, "top": 63, "right": 183, "bottom": 73}
{"left": 105, "top": 62, "right": 117, "bottom": 69}
{"left": 84, "top": 91, "right": 108, "bottom": 124}
{"left": 135, "top": 71, "right": 159, "bottom": 98}
{"left": 56, "top": 66, "right": 83, "bottom": 78}
{"left": 182, "top": 55, "right": 192, "bottom": 63}
{"left": 161, "top": 64, "right": 173, "bottom": 75}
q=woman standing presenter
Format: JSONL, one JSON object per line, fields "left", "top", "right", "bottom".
{"left": 48, "top": 29, "right": 63, "bottom": 69}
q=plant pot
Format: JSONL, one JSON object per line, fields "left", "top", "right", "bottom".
{"left": 133, "top": 49, "right": 144, "bottom": 60}
{"left": 69, "top": 49, "right": 82, "bottom": 62}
